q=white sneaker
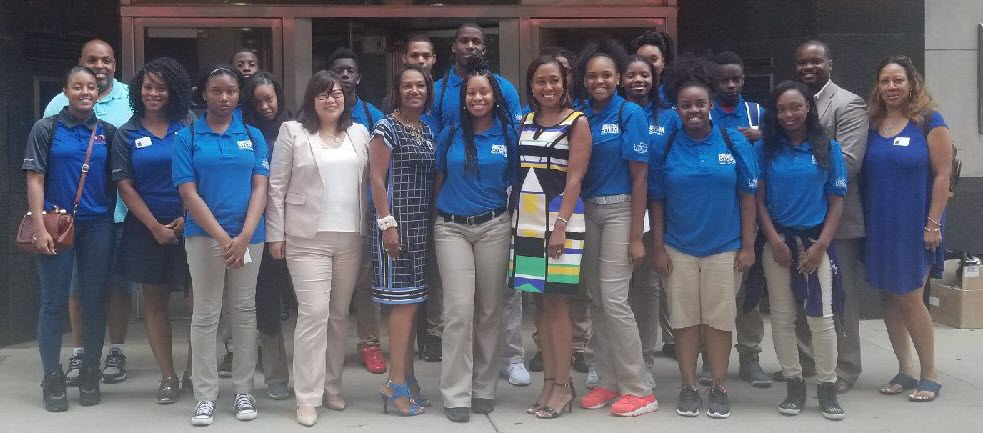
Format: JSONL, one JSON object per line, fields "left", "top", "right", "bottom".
{"left": 192, "top": 400, "right": 215, "bottom": 426}
{"left": 502, "top": 362, "right": 531, "bottom": 386}
{"left": 233, "top": 393, "right": 258, "bottom": 421}
{"left": 585, "top": 368, "right": 599, "bottom": 390}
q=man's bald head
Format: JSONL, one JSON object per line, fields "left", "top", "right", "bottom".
{"left": 79, "top": 39, "right": 116, "bottom": 93}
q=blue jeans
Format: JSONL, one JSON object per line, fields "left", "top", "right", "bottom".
{"left": 37, "top": 217, "right": 115, "bottom": 374}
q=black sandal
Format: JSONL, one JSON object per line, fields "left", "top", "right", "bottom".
{"left": 527, "top": 378, "right": 554, "bottom": 414}
{"left": 879, "top": 373, "right": 918, "bottom": 395}
{"left": 536, "top": 379, "right": 575, "bottom": 419}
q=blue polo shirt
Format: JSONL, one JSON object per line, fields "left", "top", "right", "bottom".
{"left": 171, "top": 115, "right": 269, "bottom": 244}
{"left": 111, "top": 116, "right": 188, "bottom": 220}
{"left": 649, "top": 124, "right": 759, "bottom": 256}
{"left": 433, "top": 71, "right": 523, "bottom": 135}
{"left": 640, "top": 100, "right": 680, "bottom": 144}
{"left": 756, "top": 137, "right": 847, "bottom": 229}
{"left": 579, "top": 94, "right": 650, "bottom": 199}
{"left": 352, "top": 97, "right": 384, "bottom": 130}
{"left": 22, "top": 108, "right": 116, "bottom": 221}
{"left": 710, "top": 95, "right": 764, "bottom": 132}
{"left": 44, "top": 78, "right": 134, "bottom": 223}
{"left": 435, "top": 119, "right": 517, "bottom": 216}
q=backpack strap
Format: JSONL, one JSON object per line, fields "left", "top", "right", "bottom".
{"left": 745, "top": 101, "right": 760, "bottom": 129}
{"left": 439, "top": 123, "right": 456, "bottom": 174}
{"left": 617, "top": 100, "right": 626, "bottom": 136}
{"left": 719, "top": 124, "right": 736, "bottom": 153}
{"left": 661, "top": 126, "right": 679, "bottom": 165}
{"left": 360, "top": 98, "right": 373, "bottom": 127}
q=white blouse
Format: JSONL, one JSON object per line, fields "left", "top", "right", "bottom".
{"left": 315, "top": 134, "right": 361, "bottom": 233}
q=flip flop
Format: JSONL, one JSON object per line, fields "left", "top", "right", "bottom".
{"left": 879, "top": 373, "right": 918, "bottom": 395}
{"left": 909, "top": 379, "right": 942, "bottom": 402}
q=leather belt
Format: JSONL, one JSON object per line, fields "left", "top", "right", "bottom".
{"left": 438, "top": 208, "right": 507, "bottom": 225}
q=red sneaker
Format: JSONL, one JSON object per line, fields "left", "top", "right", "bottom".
{"left": 581, "top": 386, "right": 619, "bottom": 409}
{"left": 610, "top": 393, "right": 658, "bottom": 417}
{"left": 359, "top": 346, "right": 387, "bottom": 374}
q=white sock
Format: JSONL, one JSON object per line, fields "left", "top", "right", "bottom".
{"left": 72, "top": 347, "right": 84, "bottom": 357}
{"left": 110, "top": 344, "right": 125, "bottom": 355}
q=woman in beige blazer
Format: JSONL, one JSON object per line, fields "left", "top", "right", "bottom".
{"left": 265, "top": 70, "right": 370, "bottom": 426}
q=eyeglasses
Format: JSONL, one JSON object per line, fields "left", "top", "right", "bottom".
{"left": 315, "top": 90, "right": 344, "bottom": 102}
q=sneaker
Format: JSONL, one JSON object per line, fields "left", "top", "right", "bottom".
{"left": 192, "top": 400, "right": 215, "bottom": 426}
{"left": 676, "top": 385, "right": 701, "bottom": 417}
{"left": 78, "top": 365, "right": 101, "bottom": 406}
{"left": 698, "top": 353, "right": 712, "bottom": 387}
{"left": 580, "top": 386, "right": 619, "bottom": 409}
{"left": 706, "top": 385, "right": 731, "bottom": 419}
{"left": 738, "top": 354, "right": 772, "bottom": 388}
{"left": 157, "top": 376, "right": 181, "bottom": 405}
{"left": 502, "top": 361, "right": 531, "bottom": 386}
{"left": 528, "top": 351, "right": 544, "bottom": 372}
{"left": 778, "top": 377, "right": 806, "bottom": 416}
{"left": 233, "top": 393, "right": 258, "bottom": 421}
{"left": 266, "top": 382, "right": 290, "bottom": 400}
{"left": 41, "top": 368, "right": 69, "bottom": 412}
{"left": 585, "top": 368, "right": 599, "bottom": 390}
{"left": 102, "top": 350, "right": 127, "bottom": 384}
{"left": 218, "top": 351, "right": 233, "bottom": 378}
{"left": 571, "top": 351, "right": 589, "bottom": 374}
{"left": 610, "top": 394, "right": 658, "bottom": 417}
{"left": 65, "top": 354, "right": 83, "bottom": 387}
{"left": 359, "top": 345, "right": 387, "bottom": 374}
{"left": 181, "top": 371, "right": 193, "bottom": 394}
{"left": 817, "top": 382, "right": 845, "bottom": 420}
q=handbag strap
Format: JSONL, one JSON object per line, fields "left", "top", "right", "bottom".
{"left": 73, "top": 123, "right": 98, "bottom": 215}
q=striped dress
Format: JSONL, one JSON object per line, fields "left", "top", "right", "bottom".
{"left": 509, "top": 111, "right": 586, "bottom": 295}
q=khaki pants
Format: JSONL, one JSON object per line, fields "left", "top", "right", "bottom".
{"left": 582, "top": 201, "right": 648, "bottom": 396}
{"left": 436, "top": 214, "right": 511, "bottom": 407}
{"left": 353, "top": 236, "right": 380, "bottom": 348}
{"left": 795, "top": 238, "right": 864, "bottom": 383}
{"left": 286, "top": 232, "right": 362, "bottom": 406}
{"left": 186, "top": 237, "right": 263, "bottom": 401}
{"left": 502, "top": 290, "right": 525, "bottom": 364}
{"left": 426, "top": 247, "right": 444, "bottom": 337}
{"left": 763, "top": 240, "right": 837, "bottom": 383}
{"left": 629, "top": 232, "right": 661, "bottom": 371}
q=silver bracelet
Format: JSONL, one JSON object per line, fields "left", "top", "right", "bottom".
{"left": 377, "top": 215, "right": 398, "bottom": 230}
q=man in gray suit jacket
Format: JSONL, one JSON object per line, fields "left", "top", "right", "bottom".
{"left": 787, "top": 40, "right": 869, "bottom": 394}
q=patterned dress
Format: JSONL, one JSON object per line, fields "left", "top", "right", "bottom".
{"left": 371, "top": 116, "right": 435, "bottom": 304}
{"left": 509, "top": 111, "right": 586, "bottom": 295}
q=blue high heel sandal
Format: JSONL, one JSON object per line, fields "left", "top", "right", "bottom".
{"left": 406, "top": 375, "right": 432, "bottom": 407}
{"left": 380, "top": 379, "right": 424, "bottom": 416}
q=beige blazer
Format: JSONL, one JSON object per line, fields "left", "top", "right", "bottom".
{"left": 266, "top": 120, "right": 370, "bottom": 241}
{"left": 815, "top": 80, "right": 869, "bottom": 239}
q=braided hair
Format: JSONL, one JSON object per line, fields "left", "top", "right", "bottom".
{"left": 129, "top": 57, "right": 192, "bottom": 122}
{"left": 454, "top": 55, "right": 517, "bottom": 178}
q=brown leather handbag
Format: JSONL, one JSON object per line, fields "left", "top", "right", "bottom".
{"left": 16, "top": 124, "right": 98, "bottom": 254}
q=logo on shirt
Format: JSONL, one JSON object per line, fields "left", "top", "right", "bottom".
{"left": 135, "top": 137, "right": 153, "bottom": 148}
{"left": 94, "top": 134, "right": 107, "bottom": 145}
{"left": 649, "top": 125, "right": 666, "bottom": 136}
{"left": 633, "top": 142, "right": 649, "bottom": 154}
{"left": 601, "top": 124, "right": 620, "bottom": 134}
{"left": 237, "top": 140, "right": 254, "bottom": 151}
{"left": 718, "top": 153, "right": 736, "bottom": 165}
{"left": 748, "top": 178, "right": 759, "bottom": 189}
{"left": 514, "top": 113, "right": 523, "bottom": 121}
{"left": 834, "top": 178, "right": 847, "bottom": 189}
{"left": 261, "top": 159, "right": 270, "bottom": 170}
{"left": 893, "top": 137, "right": 910, "bottom": 147}
{"left": 491, "top": 144, "right": 508, "bottom": 157}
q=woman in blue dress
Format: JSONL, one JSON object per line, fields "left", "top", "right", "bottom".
{"left": 863, "top": 55, "right": 953, "bottom": 402}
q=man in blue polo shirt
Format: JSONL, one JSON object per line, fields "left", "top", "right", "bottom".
{"left": 708, "top": 50, "right": 771, "bottom": 389}
{"left": 43, "top": 39, "right": 135, "bottom": 386}
{"left": 327, "top": 47, "right": 384, "bottom": 129}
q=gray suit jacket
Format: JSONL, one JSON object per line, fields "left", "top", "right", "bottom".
{"left": 815, "top": 80, "right": 869, "bottom": 239}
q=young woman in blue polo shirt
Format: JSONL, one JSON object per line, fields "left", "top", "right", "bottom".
{"left": 573, "top": 40, "right": 656, "bottom": 417}
{"left": 171, "top": 66, "right": 270, "bottom": 426}
{"left": 648, "top": 57, "right": 758, "bottom": 419}
{"left": 434, "top": 56, "right": 518, "bottom": 423}
{"left": 24, "top": 66, "right": 118, "bottom": 412}
{"left": 111, "top": 57, "right": 193, "bottom": 405}
{"left": 757, "top": 80, "right": 846, "bottom": 419}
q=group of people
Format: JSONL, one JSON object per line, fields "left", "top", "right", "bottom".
{"left": 22, "top": 22, "right": 952, "bottom": 428}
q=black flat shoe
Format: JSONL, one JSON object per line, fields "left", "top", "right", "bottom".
{"left": 445, "top": 407, "right": 470, "bottom": 423}
{"left": 471, "top": 398, "right": 495, "bottom": 414}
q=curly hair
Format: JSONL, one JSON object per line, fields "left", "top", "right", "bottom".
{"left": 664, "top": 54, "right": 716, "bottom": 105}
{"left": 632, "top": 30, "right": 675, "bottom": 70}
{"left": 574, "top": 39, "right": 630, "bottom": 102}
{"left": 761, "top": 80, "right": 831, "bottom": 169}
{"left": 525, "top": 54, "right": 573, "bottom": 114}
{"left": 296, "top": 70, "right": 353, "bottom": 134}
{"left": 452, "top": 55, "right": 517, "bottom": 178}
{"left": 129, "top": 57, "right": 192, "bottom": 122}
{"left": 385, "top": 64, "right": 434, "bottom": 113}
{"left": 242, "top": 72, "right": 290, "bottom": 134}
{"left": 193, "top": 65, "right": 242, "bottom": 107}
{"left": 867, "top": 55, "right": 935, "bottom": 128}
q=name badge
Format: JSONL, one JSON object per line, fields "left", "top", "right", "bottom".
{"left": 893, "top": 137, "right": 910, "bottom": 147}
{"left": 135, "top": 137, "right": 153, "bottom": 148}
{"left": 718, "top": 153, "right": 736, "bottom": 165}
{"left": 491, "top": 144, "right": 508, "bottom": 157}
{"left": 601, "top": 124, "right": 620, "bottom": 134}
{"left": 237, "top": 140, "right": 254, "bottom": 150}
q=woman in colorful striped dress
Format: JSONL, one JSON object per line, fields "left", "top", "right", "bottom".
{"left": 509, "top": 55, "right": 591, "bottom": 419}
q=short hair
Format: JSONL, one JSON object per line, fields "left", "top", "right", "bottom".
{"left": 385, "top": 64, "right": 434, "bottom": 113}
{"left": 525, "top": 55, "right": 573, "bottom": 113}
{"left": 455, "top": 22, "right": 483, "bottom": 40}
{"left": 296, "top": 70, "right": 353, "bottom": 134}
{"left": 326, "top": 47, "right": 359, "bottom": 70}
{"left": 65, "top": 65, "right": 97, "bottom": 86}
{"left": 665, "top": 55, "right": 716, "bottom": 104}
{"left": 404, "top": 34, "right": 434, "bottom": 52}
{"left": 194, "top": 65, "right": 242, "bottom": 106}
{"left": 80, "top": 39, "right": 114, "bottom": 58}
{"left": 129, "top": 57, "right": 192, "bottom": 122}
{"left": 631, "top": 30, "right": 675, "bottom": 66}
{"left": 798, "top": 39, "right": 832, "bottom": 59}
{"left": 574, "top": 39, "right": 630, "bottom": 101}
{"left": 712, "top": 51, "right": 744, "bottom": 68}
{"left": 232, "top": 49, "right": 259, "bottom": 62}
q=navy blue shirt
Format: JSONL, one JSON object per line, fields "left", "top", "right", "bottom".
{"left": 435, "top": 119, "right": 518, "bottom": 216}
{"left": 756, "top": 137, "right": 847, "bottom": 229}
{"left": 23, "top": 108, "right": 116, "bottom": 221}
{"left": 171, "top": 115, "right": 270, "bottom": 243}
{"left": 579, "top": 94, "right": 650, "bottom": 199}
{"left": 111, "top": 116, "right": 188, "bottom": 220}
{"left": 649, "top": 125, "right": 759, "bottom": 256}
{"left": 352, "top": 97, "right": 384, "bottom": 130}
{"left": 433, "top": 71, "right": 523, "bottom": 135}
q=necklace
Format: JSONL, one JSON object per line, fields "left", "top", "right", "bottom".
{"left": 881, "top": 117, "right": 906, "bottom": 136}
{"left": 393, "top": 109, "right": 425, "bottom": 143}
{"left": 319, "top": 129, "right": 345, "bottom": 147}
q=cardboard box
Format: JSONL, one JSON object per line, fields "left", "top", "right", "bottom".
{"left": 929, "top": 262, "right": 983, "bottom": 329}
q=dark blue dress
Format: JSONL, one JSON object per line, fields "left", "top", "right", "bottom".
{"left": 862, "top": 111, "right": 946, "bottom": 294}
